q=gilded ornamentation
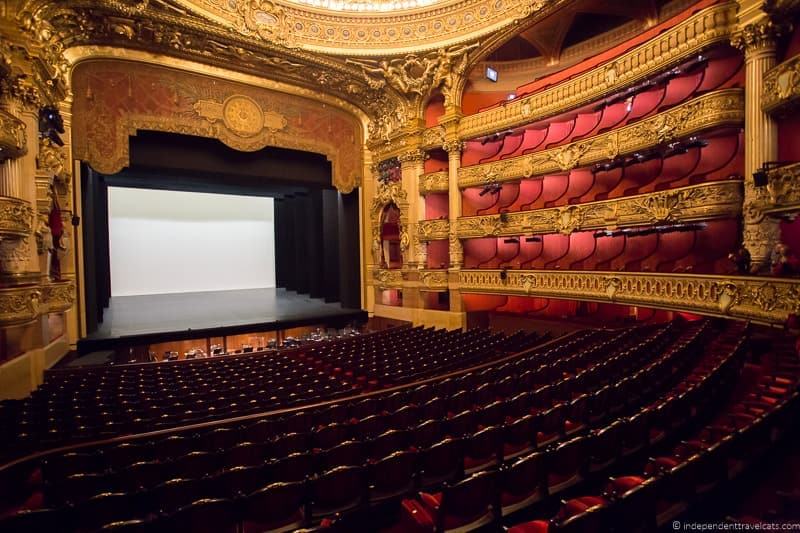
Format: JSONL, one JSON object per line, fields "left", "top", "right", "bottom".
{"left": 0, "top": 237, "right": 31, "bottom": 273}
{"left": 173, "top": 0, "right": 554, "bottom": 55}
{"left": 731, "top": 20, "right": 787, "bottom": 53}
{"left": 419, "top": 270, "right": 448, "bottom": 291}
{"left": 418, "top": 219, "right": 450, "bottom": 242}
{"left": 71, "top": 60, "right": 362, "bottom": 193}
{"left": 0, "top": 198, "right": 35, "bottom": 240}
{"left": 456, "top": 181, "right": 743, "bottom": 238}
{"left": 449, "top": 233, "right": 463, "bottom": 268}
{"left": 372, "top": 268, "right": 404, "bottom": 291}
{"left": 442, "top": 139, "right": 465, "bottom": 154}
{"left": 419, "top": 170, "right": 449, "bottom": 194}
{"left": 37, "top": 138, "right": 69, "bottom": 182}
{"left": 194, "top": 95, "right": 288, "bottom": 138}
{"left": 763, "top": 53, "right": 800, "bottom": 113}
{"left": 457, "top": 3, "right": 737, "bottom": 140}
{"left": 422, "top": 126, "right": 445, "bottom": 149}
{"left": 459, "top": 269, "right": 800, "bottom": 325}
{"left": 0, "top": 109, "right": 27, "bottom": 161}
{"left": 459, "top": 89, "right": 744, "bottom": 188}
{"left": 0, "top": 280, "right": 76, "bottom": 326}
{"left": 745, "top": 162, "right": 800, "bottom": 224}
{"left": 371, "top": 181, "right": 411, "bottom": 265}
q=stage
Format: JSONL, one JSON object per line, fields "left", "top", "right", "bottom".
{"left": 76, "top": 287, "right": 366, "bottom": 355}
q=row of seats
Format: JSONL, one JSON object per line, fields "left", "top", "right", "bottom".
{"left": 506, "top": 328, "right": 799, "bottom": 533}
{"left": 0, "top": 326, "right": 535, "bottom": 458}
{"left": 0, "top": 321, "right": 707, "bottom": 531}
{"left": 399, "top": 321, "right": 753, "bottom": 532}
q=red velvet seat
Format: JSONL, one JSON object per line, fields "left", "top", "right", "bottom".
{"left": 368, "top": 450, "right": 417, "bottom": 504}
{"left": 418, "top": 438, "right": 464, "bottom": 488}
{"left": 500, "top": 450, "right": 547, "bottom": 516}
{"left": 546, "top": 436, "right": 587, "bottom": 495}
{"left": 463, "top": 425, "right": 502, "bottom": 474}
{"left": 242, "top": 481, "right": 306, "bottom": 533}
{"left": 309, "top": 465, "right": 367, "bottom": 520}
{"left": 166, "top": 498, "right": 238, "bottom": 533}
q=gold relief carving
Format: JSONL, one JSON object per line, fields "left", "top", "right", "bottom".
{"left": 459, "top": 269, "right": 800, "bottom": 325}
{"left": 458, "top": 3, "right": 737, "bottom": 140}
{"left": 442, "top": 139, "right": 465, "bottom": 154}
{"left": 43, "top": 280, "right": 77, "bottom": 314}
{"left": 449, "top": 233, "right": 463, "bottom": 268}
{"left": 0, "top": 286, "right": 41, "bottom": 326}
{"left": 731, "top": 20, "right": 787, "bottom": 53}
{"left": 37, "top": 138, "right": 70, "bottom": 184}
{"left": 456, "top": 180, "right": 742, "bottom": 238}
{"left": 0, "top": 197, "right": 35, "bottom": 239}
{"left": 371, "top": 181, "right": 411, "bottom": 264}
{"left": 0, "top": 109, "right": 27, "bottom": 161}
{"left": 419, "top": 170, "right": 449, "bottom": 194}
{"left": 746, "top": 162, "right": 800, "bottom": 221}
{"left": 422, "top": 126, "right": 445, "bottom": 150}
{"left": 763, "top": 54, "right": 800, "bottom": 113}
{"left": 70, "top": 60, "right": 362, "bottom": 193}
{"left": 0, "top": 237, "right": 31, "bottom": 273}
{"left": 418, "top": 219, "right": 450, "bottom": 242}
{"left": 419, "top": 270, "right": 449, "bottom": 291}
{"left": 194, "top": 95, "right": 288, "bottom": 138}
{"left": 372, "top": 268, "right": 404, "bottom": 291}
{"left": 458, "top": 89, "right": 744, "bottom": 188}
{"left": 397, "top": 149, "right": 426, "bottom": 164}
{"left": 175, "top": 0, "right": 554, "bottom": 54}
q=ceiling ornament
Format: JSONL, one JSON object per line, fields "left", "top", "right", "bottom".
{"left": 172, "top": 0, "right": 557, "bottom": 55}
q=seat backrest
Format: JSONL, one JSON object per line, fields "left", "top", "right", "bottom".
{"left": 168, "top": 498, "right": 238, "bottom": 533}
{"left": 244, "top": 481, "right": 305, "bottom": 527}
{"left": 441, "top": 470, "right": 498, "bottom": 525}
{"left": 310, "top": 465, "right": 367, "bottom": 516}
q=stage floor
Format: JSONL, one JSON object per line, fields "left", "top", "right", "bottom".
{"left": 79, "top": 288, "right": 365, "bottom": 353}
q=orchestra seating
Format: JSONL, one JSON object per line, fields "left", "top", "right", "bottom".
{"left": 0, "top": 319, "right": 797, "bottom": 533}
{"left": 0, "top": 326, "right": 540, "bottom": 459}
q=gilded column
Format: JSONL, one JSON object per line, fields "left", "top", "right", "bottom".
{"left": 444, "top": 139, "right": 463, "bottom": 313}
{"left": 732, "top": 7, "right": 786, "bottom": 270}
{"left": 399, "top": 148, "right": 426, "bottom": 270}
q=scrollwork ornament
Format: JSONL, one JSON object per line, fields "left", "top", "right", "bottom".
{"left": 731, "top": 21, "right": 788, "bottom": 53}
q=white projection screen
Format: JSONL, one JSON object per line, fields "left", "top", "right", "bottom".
{"left": 108, "top": 187, "right": 276, "bottom": 296}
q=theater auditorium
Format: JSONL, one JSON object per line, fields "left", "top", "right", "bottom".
{"left": 1, "top": 0, "right": 800, "bottom": 531}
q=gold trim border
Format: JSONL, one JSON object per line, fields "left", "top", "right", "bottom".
{"left": 745, "top": 162, "right": 800, "bottom": 221}
{"left": 458, "top": 269, "right": 800, "bottom": 325}
{"left": 456, "top": 180, "right": 743, "bottom": 238}
{"left": 458, "top": 88, "right": 744, "bottom": 188}
{"left": 420, "top": 170, "right": 450, "bottom": 194}
{"left": 453, "top": 2, "right": 737, "bottom": 141}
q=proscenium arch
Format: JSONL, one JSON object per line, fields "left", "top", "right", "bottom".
{"left": 64, "top": 48, "right": 368, "bottom": 194}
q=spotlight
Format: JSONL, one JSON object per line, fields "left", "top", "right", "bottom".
{"left": 753, "top": 169, "right": 768, "bottom": 187}
{"left": 503, "top": 238, "right": 519, "bottom": 244}
{"left": 39, "top": 106, "right": 65, "bottom": 146}
{"left": 499, "top": 268, "right": 508, "bottom": 280}
{"left": 499, "top": 211, "right": 509, "bottom": 223}
{"left": 485, "top": 66, "right": 498, "bottom": 82}
{"left": 525, "top": 236, "right": 542, "bottom": 243}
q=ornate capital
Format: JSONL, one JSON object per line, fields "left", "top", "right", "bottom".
{"left": 443, "top": 139, "right": 465, "bottom": 154}
{"left": 731, "top": 21, "right": 787, "bottom": 53}
{"left": 397, "top": 149, "right": 426, "bottom": 164}
{"left": 0, "top": 198, "right": 35, "bottom": 239}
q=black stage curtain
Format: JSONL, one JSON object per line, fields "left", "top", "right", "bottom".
{"left": 81, "top": 164, "right": 111, "bottom": 334}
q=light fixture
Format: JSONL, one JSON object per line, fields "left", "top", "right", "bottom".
{"left": 485, "top": 66, "right": 498, "bottom": 82}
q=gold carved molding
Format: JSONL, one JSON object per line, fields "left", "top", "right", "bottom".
{"left": 418, "top": 219, "right": 451, "bottom": 242}
{"left": 0, "top": 109, "right": 27, "bottom": 161}
{"left": 745, "top": 162, "right": 800, "bottom": 222}
{"left": 172, "top": 0, "right": 558, "bottom": 56}
{"left": 763, "top": 53, "right": 800, "bottom": 114}
{"left": 371, "top": 181, "right": 411, "bottom": 266}
{"left": 369, "top": 268, "right": 449, "bottom": 291}
{"left": 458, "top": 88, "right": 745, "bottom": 188}
{"left": 0, "top": 280, "right": 75, "bottom": 327}
{"left": 459, "top": 269, "right": 800, "bottom": 326}
{"left": 419, "top": 170, "right": 450, "bottom": 194}
{"left": 455, "top": 2, "right": 737, "bottom": 141}
{"left": 0, "top": 197, "right": 35, "bottom": 240}
{"left": 457, "top": 180, "right": 743, "bottom": 238}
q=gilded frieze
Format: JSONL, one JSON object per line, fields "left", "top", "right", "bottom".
{"left": 458, "top": 269, "right": 800, "bottom": 325}
{"left": 372, "top": 268, "right": 405, "bottom": 291}
{"left": 458, "top": 88, "right": 744, "bottom": 188}
{"left": 763, "top": 53, "right": 800, "bottom": 113}
{"left": 172, "top": 0, "right": 557, "bottom": 55}
{"left": 70, "top": 60, "right": 363, "bottom": 193}
{"left": 0, "top": 197, "right": 35, "bottom": 240}
{"left": 418, "top": 219, "right": 450, "bottom": 242}
{"left": 456, "top": 2, "right": 737, "bottom": 141}
{"left": 0, "top": 109, "right": 27, "bottom": 161}
{"left": 0, "top": 280, "right": 74, "bottom": 326}
{"left": 419, "top": 170, "right": 450, "bottom": 194}
{"left": 457, "top": 181, "right": 743, "bottom": 238}
{"left": 745, "top": 162, "right": 800, "bottom": 222}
